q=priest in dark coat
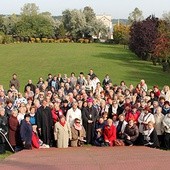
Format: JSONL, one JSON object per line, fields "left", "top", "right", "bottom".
{"left": 82, "top": 98, "right": 98, "bottom": 144}
{"left": 36, "top": 100, "right": 53, "bottom": 145}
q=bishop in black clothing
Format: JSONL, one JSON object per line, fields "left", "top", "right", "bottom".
{"left": 36, "top": 100, "right": 53, "bottom": 145}
{"left": 82, "top": 98, "right": 98, "bottom": 144}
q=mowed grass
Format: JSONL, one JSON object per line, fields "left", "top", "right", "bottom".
{"left": 0, "top": 43, "right": 169, "bottom": 91}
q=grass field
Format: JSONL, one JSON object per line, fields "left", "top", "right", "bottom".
{"left": 0, "top": 43, "right": 169, "bottom": 91}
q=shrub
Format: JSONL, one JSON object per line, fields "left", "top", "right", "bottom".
{"left": 64, "top": 38, "right": 70, "bottom": 43}
{"left": 48, "top": 39, "right": 54, "bottom": 43}
{"left": 78, "top": 38, "right": 84, "bottom": 43}
{"left": 0, "top": 35, "right": 4, "bottom": 44}
{"left": 2, "top": 35, "right": 13, "bottom": 44}
{"left": 41, "top": 38, "right": 48, "bottom": 43}
{"left": 35, "top": 38, "right": 41, "bottom": 43}
{"left": 84, "top": 39, "right": 89, "bottom": 43}
{"left": 30, "top": 38, "right": 35, "bottom": 43}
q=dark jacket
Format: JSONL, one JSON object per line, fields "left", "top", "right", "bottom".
{"left": 124, "top": 124, "right": 139, "bottom": 142}
{"left": 20, "top": 119, "right": 32, "bottom": 145}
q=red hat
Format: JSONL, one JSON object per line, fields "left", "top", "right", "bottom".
{"left": 87, "top": 97, "right": 93, "bottom": 103}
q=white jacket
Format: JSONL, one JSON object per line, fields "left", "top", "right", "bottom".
{"left": 66, "top": 108, "right": 82, "bottom": 127}
{"left": 138, "top": 112, "right": 155, "bottom": 133}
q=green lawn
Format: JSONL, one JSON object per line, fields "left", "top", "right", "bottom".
{"left": 0, "top": 43, "right": 169, "bottom": 91}
{"left": 0, "top": 151, "right": 13, "bottom": 160}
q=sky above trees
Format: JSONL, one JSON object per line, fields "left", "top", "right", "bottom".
{"left": 0, "top": 0, "right": 169, "bottom": 19}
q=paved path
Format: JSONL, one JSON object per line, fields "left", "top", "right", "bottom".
{"left": 0, "top": 146, "right": 170, "bottom": 170}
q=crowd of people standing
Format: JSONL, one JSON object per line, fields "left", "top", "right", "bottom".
{"left": 0, "top": 69, "right": 170, "bottom": 153}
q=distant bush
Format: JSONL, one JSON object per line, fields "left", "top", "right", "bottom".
{"left": 78, "top": 38, "right": 84, "bottom": 43}
{"left": 41, "top": 38, "right": 48, "bottom": 43}
{"left": 84, "top": 39, "right": 89, "bottom": 43}
{"left": 30, "top": 38, "right": 35, "bottom": 43}
{"left": 64, "top": 38, "right": 70, "bottom": 43}
{"left": 2, "top": 35, "right": 13, "bottom": 44}
{"left": 35, "top": 38, "right": 41, "bottom": 43}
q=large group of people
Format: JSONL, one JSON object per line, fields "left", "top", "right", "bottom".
{"left": 0, "top": 70, "right": 170, "bottom": 153}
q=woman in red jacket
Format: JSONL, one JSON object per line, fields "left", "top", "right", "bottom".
{"left": 104, "top": 119, "right": 116, "bottom": 146}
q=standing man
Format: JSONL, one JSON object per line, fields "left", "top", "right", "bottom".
{"left": 9, "top": 73, "right": 20, "bottom": 91}
{"left": 66, "top": 101, "right": 82, "bottom": 127}
{"left": 82, "top": 98, "right": 98, "bottom": 144}
{"left": 36, "top": 100, "right": 53, "bottom": 145}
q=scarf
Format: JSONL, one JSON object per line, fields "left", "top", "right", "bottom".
{"left": 74, "top": 123, "right": 82, "bottom": 131}
{"left": 59, "top": 121, "right": 66, "bottom": 127}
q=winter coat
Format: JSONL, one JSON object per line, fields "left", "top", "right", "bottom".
{"left": 154, "top": 113, "right": 164, "bottom": 135}
{"left": 162, "top": 113, "right": 170, "bottom": 134}
{"left": 124, "top": 124, "right": 139, "bottom": 142}
{"left": 8, "top": 115, "right": 20, "bottom": 146}
{"left": 20, "top": 120, "right": 32, "bottom": 145}
{"left": 104, "top": 125, "right": 116, "bottom": 146}
{"left": 71, "top": 125, "right": 86, "bottom": 147}
{"left": 54, "top": 122, "right": 71, "bottom": 148}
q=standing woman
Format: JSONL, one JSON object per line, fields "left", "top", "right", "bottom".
{"left": 138, "top": 107, "right": 155, "bottom": 145}
{"left": 54, "top": 116, "right": 72, "bottom": 148}
{"left": 162, "top": 112, "right": 170, "bottom": 150}
{"left": 8, "top": 109, "right": 21, "bottom": 150}
{"left": 20, "top": 114, "right": 33, "bottom": 149}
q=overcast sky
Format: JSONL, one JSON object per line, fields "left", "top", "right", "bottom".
{"left": 0, "top": 0, "right": 169, "bottom": 19}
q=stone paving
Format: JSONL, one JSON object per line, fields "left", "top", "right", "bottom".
{"left": 0, "top": 146, "right": 170, "bottom": 170}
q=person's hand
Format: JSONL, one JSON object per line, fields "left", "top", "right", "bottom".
{"left": 88, "top": 120, "right": 93, "bottom": 123}
{"left": 23, "top": 141, "right": 25, "bottom": 145}
{"left": 127, "top": 136, "right": 130, "bottom": 140}
{"left": 38, "top": 128, "right": 41, "bottom": 134}
{"left": 105, "top": 140, "right": 109, "bottom": 142}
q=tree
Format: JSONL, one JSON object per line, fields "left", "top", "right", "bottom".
{"left": 83, "top": 6, "right": 96, "bottom": 23}
{"left": 129, "top": 15, "right": 159, "bottom": 60}
{"left": 128, "top": 7, "right": 144, "bottom": 24}
{"left": 21, "top": 3, "right": 39, "bottom": 16}
{"left": 62, "top": 9, "right": 86, "bottom": 39}
{"left": 113, "top": 23, "right": 130, "bottom": 44}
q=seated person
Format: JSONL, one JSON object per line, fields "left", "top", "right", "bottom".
{"left": 94, "top": 117, "right": 105, "bottom": 146}
{"left": 103, "top": 119, "right": 116, "bottom": 146}
{"left": 71, "top": 118, "right": 86, "bottom": 147}
{"left": 116, "top": 114, "right": 127, "bottom": 139}
{"left": 32, "top": 125, "right": 49, "bottom": 149}
{"left": 123, "top": 119, "right": 139, "bottom": 146}
{"left": 143, "top": 121, "right": 160, "bottom": 148}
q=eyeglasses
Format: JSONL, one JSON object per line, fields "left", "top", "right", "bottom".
{"left": 76, "top": 122, "right": 80, "bottom": 124}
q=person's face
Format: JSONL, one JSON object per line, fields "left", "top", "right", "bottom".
{"left": 30, "top": 108, "right": 35, "bottom": 114}
{"left": 119, "top": 115, "right": 124, "bottom": 121}
{"left": 148, "top": 123, "right": 153, "bottom": 130}
{"left": 73, "top": 103, "right": 77, "bottom": 110}
{"left": 129, "top": 120, "right": 134, "bottom": 126}
{"left": 87, "top": 102, "right": 93, "bottom": 108}
{"left": 0, "top": 110, "right": 5, "bottom": 116}
{"left": 13, "top": 75, "right": 17, "bottom": 79}
{"left": 13, "top": 112, "right": 18, "bottom": 117}
{"left": 25, "top": 117, "right": 30, "bottom": 123}
{"left": 60, "top": 117, "right": 65, "bottom": 123}
{"left": 99, "top": 118, "right": 104, "bottom": 124}
{"left": 107, "top": 119, "right": 112, "bottom": 126}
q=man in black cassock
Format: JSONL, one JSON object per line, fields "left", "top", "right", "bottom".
{"left": 82, "top": 98, "right": 98, "bottom": 144}
{"left": 36, "top": 100, "right": 53, "bottom": 145}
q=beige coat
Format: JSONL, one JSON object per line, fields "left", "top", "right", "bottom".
{"left": 71, "top": 125, "right": 86, "bottom": 147}
{"left": 154, "top": 113, "right": 164, "bottom": 135}
{"left": 54, "top": 122, "right": 72, "bottom": 148}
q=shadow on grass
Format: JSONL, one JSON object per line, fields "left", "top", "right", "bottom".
{"left": 92, "top": 50, "right": 170, "bottom": 87}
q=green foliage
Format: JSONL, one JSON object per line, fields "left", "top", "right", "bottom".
{"left": 0, "top": 43, "right": 169, "bottom": 91}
